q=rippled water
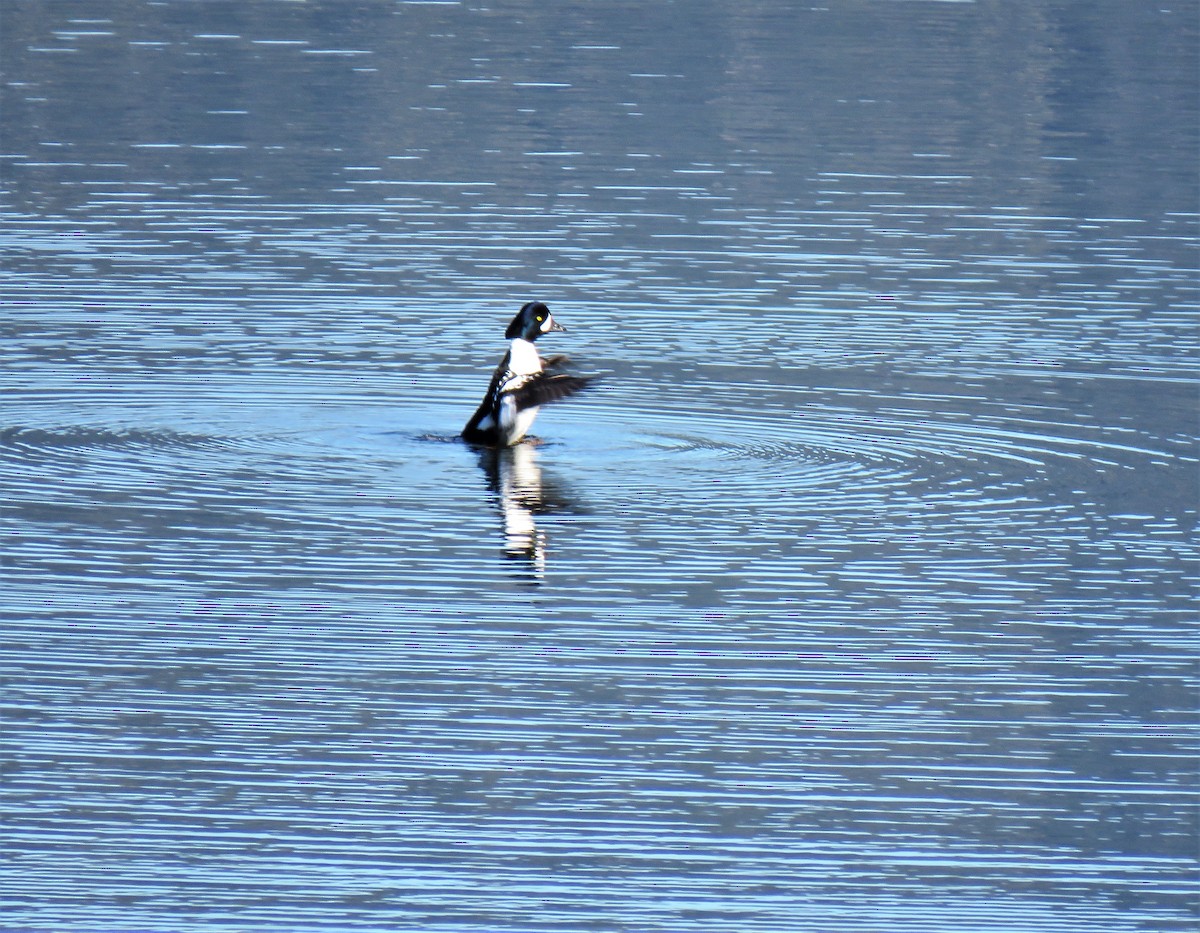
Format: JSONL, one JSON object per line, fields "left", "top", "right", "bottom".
{"left": 3, "top": 2, "right": 1198, "bottom": 931}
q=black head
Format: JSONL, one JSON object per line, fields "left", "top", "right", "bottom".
{"left": 505, "top": 301, "right": 565, "bottom": 341}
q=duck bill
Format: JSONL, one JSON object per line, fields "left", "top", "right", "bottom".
{"left": 548, "top": 317, "right": 566, "bottom": 333}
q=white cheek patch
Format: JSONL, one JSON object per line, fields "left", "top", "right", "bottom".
{"left": 540, "top": 315, "right": 553, "bottom": 332}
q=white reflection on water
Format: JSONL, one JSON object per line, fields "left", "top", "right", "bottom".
{"left": 477, "top": 442, "right": 554, "bottom": 583}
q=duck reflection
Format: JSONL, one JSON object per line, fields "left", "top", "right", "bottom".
{"left": 475, "top": 442, "right": 574, "bottom": 583}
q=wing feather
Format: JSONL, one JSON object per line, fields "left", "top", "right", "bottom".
{"left": 510, "top": 372, "right": 596, "bottom": 409}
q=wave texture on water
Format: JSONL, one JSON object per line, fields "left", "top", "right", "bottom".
{"left": 2, "top": 2, "right": 1198, "bottom": 931}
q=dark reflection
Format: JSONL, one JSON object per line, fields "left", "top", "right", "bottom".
{"left": 475, "top": 442, "right": 577, "bottom": 583}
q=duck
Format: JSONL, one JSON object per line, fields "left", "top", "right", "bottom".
{"left": 461, "top": 301, "right": 594, "bottom": 447}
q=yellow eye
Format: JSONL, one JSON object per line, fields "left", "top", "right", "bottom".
{"left": 536, "top": 315, "right": 544, "bottom": 322}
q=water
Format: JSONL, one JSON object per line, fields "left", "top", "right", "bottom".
{"left": 2, "top": 2, "right": 1197, "bottom": 931}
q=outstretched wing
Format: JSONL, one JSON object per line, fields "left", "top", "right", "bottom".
{"left": 539, "top": 353, "right": 572, "bottom": 372}
{"left": 510, "top": 372, "right": 596, "bottom": 410}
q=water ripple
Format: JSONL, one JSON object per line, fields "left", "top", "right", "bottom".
{"left": 3, "top": 8, "right": 1196, "bottom": 926}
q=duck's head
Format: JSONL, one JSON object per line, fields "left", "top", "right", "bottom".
{"left": 505, "top": 301, "right": 565, "bottom": 341}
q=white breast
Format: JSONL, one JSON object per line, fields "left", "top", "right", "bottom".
{"left": 495, "top": 339, "right": 544, "bottom": 443}
{"left": 507, "top": 338, "right": 542, "bottom": 375}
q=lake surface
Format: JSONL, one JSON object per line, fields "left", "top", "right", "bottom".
{"left": 2, "top": 2, "right": 1197, "bottom": 931}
